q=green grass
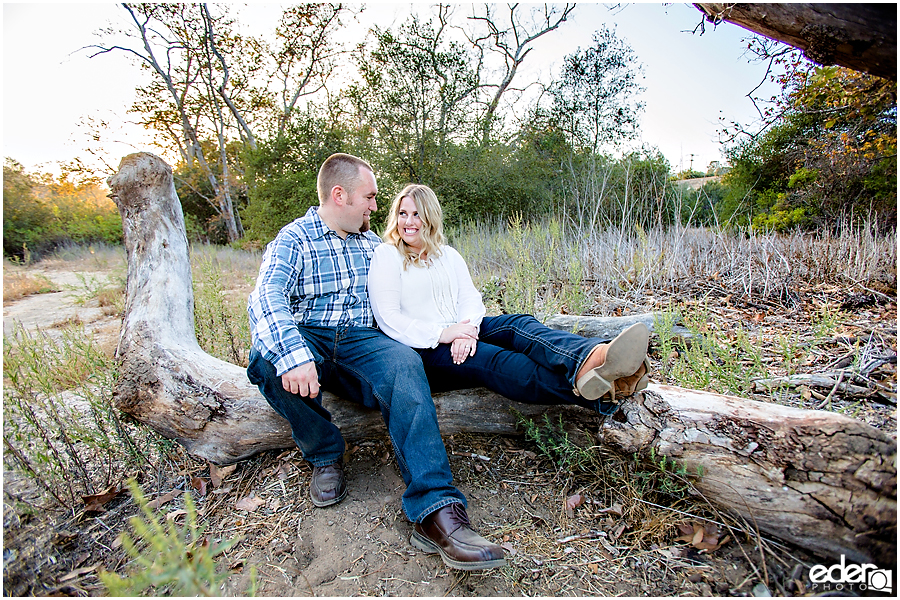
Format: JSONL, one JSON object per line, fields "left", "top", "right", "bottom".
{"left": 3, "top": 323, "right": 152, "bottom": 507}
{"left": 100, "top": 479, "right": 249, "bottom": 597}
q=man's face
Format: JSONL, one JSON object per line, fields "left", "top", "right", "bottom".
{"left": 341, "top": 168, "right": 378, "bottom": 234}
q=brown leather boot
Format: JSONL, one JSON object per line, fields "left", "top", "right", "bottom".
{"left": 310, "top": 460, "right": 347, "bottom": 507}
{"left": 411, "top": 503, "right": 506, "bottom": 570}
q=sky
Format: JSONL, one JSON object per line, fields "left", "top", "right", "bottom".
{"left": 3, "top": 2, "right": 785, "bottom": 180}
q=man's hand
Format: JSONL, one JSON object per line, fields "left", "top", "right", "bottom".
{"left": 439, "top": 319, "right": 478, "bottom": 345}
{"left": 282, "top": 362, "right": 320, "bottom": 397}
{"left": 450, "top": 337, "right": 477, "bottom": 365}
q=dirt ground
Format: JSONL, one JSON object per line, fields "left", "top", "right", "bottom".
{"left": 3, "top": 262, "right": 896, "bottom": 597}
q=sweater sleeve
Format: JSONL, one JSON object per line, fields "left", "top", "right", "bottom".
{"left": 368, "top": 245, "right": 445, "bottom": 349}
{"left": 446, "top": 246, "right": 486, "bottom": 330}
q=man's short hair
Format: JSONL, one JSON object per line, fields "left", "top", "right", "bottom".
{"left": 317, "top": 153, "right": 374, "bottom": 204}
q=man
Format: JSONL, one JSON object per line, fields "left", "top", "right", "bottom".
{"left": 247, "top": 153, "right": 505, "bottom": 571}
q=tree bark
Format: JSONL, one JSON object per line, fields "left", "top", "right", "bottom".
{"left": 694, "top": 3, "right": 897, "bottom": 80}
{"left": 108, "top": 152, "right": 895, "bottom": 567}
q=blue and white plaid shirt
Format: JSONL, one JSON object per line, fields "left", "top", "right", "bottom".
{"left": 248, "top": 206, "right": 382, "bottom": 376}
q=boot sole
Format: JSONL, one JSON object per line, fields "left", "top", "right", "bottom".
{"left": 310, "top": 485, "right": 347, "bottom": 507}
{"left": 410, "top": 530, "right": 506, "bottom": 571}
{"left": 575, "top": 323, "right": 649, "bottom": 401}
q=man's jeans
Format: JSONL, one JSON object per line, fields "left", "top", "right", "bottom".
{"left": 419, "top": 314, "right": 609, "bottom": 410}
{"left": 247, "top": 325, "right": 465, "bottom": 523}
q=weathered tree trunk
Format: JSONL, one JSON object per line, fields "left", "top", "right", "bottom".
{"left": 694, "top": 3, "right": 897, "bottom": 80}
{"left": 108, "top": 152, "right": 895, "bottom": 567}
{"left": 607, "top": 384, "right": 895, "bottom": 567}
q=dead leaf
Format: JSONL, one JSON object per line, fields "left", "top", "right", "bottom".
{"left": 565, "top": 494, "right": 585, "bottom": 510}
{"left": 147, "top": 489, "right": 183, "bottom": 510}
{"left": 166, "top": 509, "right": 188, "bottom": 522}
{"left": 191, "top": 476, "right": 208, "bottom": 496}
{"left": 81, "top": 484, "right": 123, "bottom": 513}
{"left": 235, "top": 495, "right": 266, "bottom": 512}
{"left": 674, "top": 521, "right": 730, "bottom": 553}
{"left": 500, "top": 542, "right": 517, "bottom": 556}
{"left": 209, "top": 463, "right": 236, "bottom": 489}
{"left": 273, "top": 462, "right": 292, "bottom": 480}
{"left": 612, "top": 522, "right": 627, "bottom": 539}
{"left": 691, "top": 527, "right": 704, "bottom": 546}
{"left": 58, "top": 565, "right": 98, "bottom": 583}
{"left": 597, "top": 502, "right": 623, "bottom": 517}
{"left": 212, "top": 485, "right": 233, "bottom": 495}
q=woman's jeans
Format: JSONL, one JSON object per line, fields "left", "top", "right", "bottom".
{"left": 419, "top": 314, "right": 609, "bottom": 410}
{"left": 247, "top": 324, "right": 465, "bottom": 523}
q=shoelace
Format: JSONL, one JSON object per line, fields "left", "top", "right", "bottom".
{"left": 447, "top": 502, "right": 471, "bottom": 527}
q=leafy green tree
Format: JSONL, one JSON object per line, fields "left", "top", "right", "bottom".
{"left": 3, "top": 160, "right": 122, "bottom": 260}
{"left": 89, "top": 3, "right": 347, "bottom": 242}
{"left": 348, "top": 7, "right": 479, "bottom": 183}
{"left": 723, "top": 65, "right": 896, "bottom": 230}
{"left": 549, "top": 27, "right": 645, "bottom": 153}
{"left": 3, "top": 160, "right": 54, "bottom": 259}
{"left": 241, "top": 108, "right": 355, "bottom": 242}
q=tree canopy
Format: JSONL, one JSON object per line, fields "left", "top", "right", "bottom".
{"left": 7, "top": 2, "right": 892, "bottom": 258}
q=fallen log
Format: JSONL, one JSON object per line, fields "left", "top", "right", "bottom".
{"left": 108, "top": 152, "right": 895, "bottom": 567}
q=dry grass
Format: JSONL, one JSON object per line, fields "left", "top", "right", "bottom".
{"left": 3, "top": 270, "right": 60, "bottom": 302}
{"left": 455, "top": 217, "right": 897, "bottom": 314}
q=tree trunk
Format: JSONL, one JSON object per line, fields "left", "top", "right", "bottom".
{"left": 694, "top": 3, "right": 897, "bottom": 80}
{"left": 107, "top": 152, "right": 895, "bottom": 567}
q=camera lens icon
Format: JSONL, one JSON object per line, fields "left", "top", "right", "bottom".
{"left": 867, "top": 569, "right": 892, "bottom": 594}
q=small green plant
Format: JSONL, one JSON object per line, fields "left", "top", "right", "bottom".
{"left": 657, "top": 304, "right": 765, "bottom": 397}
{"left": 3, "top": 323, "right": 150, "bottom": 506}
{"left": 100, "top": 479, "right": 245, "bottom": 596}
{"left": 516, "top": 412, "right": 594, "bottom": 472}
{"left": 630, "top": 447, "right": 702, "bottom": 500}
{"left": 192, "top": 253, "right": 250, "bottom": 367}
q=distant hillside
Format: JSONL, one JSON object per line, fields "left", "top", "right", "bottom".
{"left": 673, "top": 175, "right": 722, "bottom": 191}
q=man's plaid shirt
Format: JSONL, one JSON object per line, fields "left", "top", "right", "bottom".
{"left": 248, "top": 206, "right": 382, "bottom": 376}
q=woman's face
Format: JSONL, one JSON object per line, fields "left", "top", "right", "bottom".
{"left": 397, "top": 195, "right": 424, "bottom": 251}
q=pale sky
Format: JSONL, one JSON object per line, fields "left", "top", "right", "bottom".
{"left": 3, "top": 2, "right": 783, "bottom": 179}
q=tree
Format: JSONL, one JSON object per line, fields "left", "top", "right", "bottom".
{"left": 3, "top": 159, "right": 122, "bottom": 259}
{"left": 348, "top": 6, "right": 479, "bottom": 183}
{"left": 723, "top": 64, "right": 896, "bottom": 231}
{"left": 549, "top": 27, "right": 645, "bottom": 154}
{"left": 466, "top": 3, "right": 576, "bottom": 145}
{"left": 89, "top": 3, "right": 347, "bottom": 242}
{"left": 241, "top": 107, "right": 354, "bottom": 241}
{"left": 694, "top": 3, "right": 896, "bottom": 81}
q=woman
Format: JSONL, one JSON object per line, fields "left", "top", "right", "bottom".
{"left": 368, "top": 184, "right": 650, "bottom": 417}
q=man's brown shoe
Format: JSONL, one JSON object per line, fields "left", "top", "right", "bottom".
{"left": 411, "top": 503, "right": 506, "bottom": 570}
{"left": 310, "top": 461, "right": 347, "bottom": 507}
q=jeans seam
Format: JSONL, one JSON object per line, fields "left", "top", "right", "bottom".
{"left": 487, "top": 322, "right": 586, "bottom": 382}
{"left": 332, "top": 357, "right": 414, "bottom": 478}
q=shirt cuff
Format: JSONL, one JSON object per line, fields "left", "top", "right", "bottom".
{"left": 273, "top": 348, "right": 315, "bottom": 377}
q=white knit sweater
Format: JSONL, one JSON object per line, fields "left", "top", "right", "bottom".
{"left": 368, "top": 243, "right": 485, "bottom": 349}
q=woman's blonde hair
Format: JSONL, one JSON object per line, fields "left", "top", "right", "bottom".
{"left": 384, "top": 184, "right": 445, "bottom": 268}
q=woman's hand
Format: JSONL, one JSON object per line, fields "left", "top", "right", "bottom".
{"left": 439, "top": 320, "right": 478, "bottom": 345}
{"left": 450, "top": 337, "right": 477, "bottom": 365}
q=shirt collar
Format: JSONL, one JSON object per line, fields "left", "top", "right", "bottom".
{"left": 303, "top": 206, "right": 339, "bottom": 241}
{"left": 304, "top": 205, "right": 374, "bottom": 242}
